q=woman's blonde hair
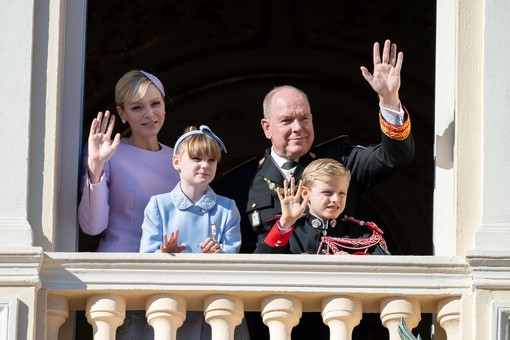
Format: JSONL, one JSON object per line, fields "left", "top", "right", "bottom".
{"left": 174, "top": 126, "right": 222, "bottom": 162}
{"left": 114, "top": 70, "right": 163, "bottom": 108}
{"left": 301, "top": 158, "right": 350, "bottom": 188}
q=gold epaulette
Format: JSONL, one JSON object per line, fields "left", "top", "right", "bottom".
{"left": 379, "top": 111, "right": 411, "bottom": 141}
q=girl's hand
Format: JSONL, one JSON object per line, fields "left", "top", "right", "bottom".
{"left": 87, "top": 110, "right": 121, "bottom": 184}
{"left": 277, "top": 177, "right": 309, "bottom": 229}
{"left": 200, "top": 237, "right": 223, "bottom": 253}
{"left": 160, "top": 230, "right": 188, "bottom": 253}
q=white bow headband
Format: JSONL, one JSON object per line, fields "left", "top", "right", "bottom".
{"left": 173, "top": 125, "right": 227, "bottom": 155}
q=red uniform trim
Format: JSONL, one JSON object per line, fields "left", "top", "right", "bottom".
{"left": 264, "top": 220, "right": 293, "bottom": 247}
{"left": 379, "top": 107, "right": 411, "bottom": 141}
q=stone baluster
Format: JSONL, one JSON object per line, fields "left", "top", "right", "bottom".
{"left": 146, "top": 294, "right": 186, "bottom": 340}
{"left": 322, "top": 296, "right": 362, "bottom": 340}
{"left": 380, "top": 297, "right": 421, "bottom": 340}
{"left": 46, "top": 295, "right": 69, "bottom": 340}
{"left": 86, "top": 294, "right": 126, "bottom": 340}
{"left": 437, "top": 297, "right": 461, "bottom": 339}
{"left": 204, "top": 295, "right": 244, "bottom": 340}
{"left": 261, "top": 295, "right": 302, "bottom": 340}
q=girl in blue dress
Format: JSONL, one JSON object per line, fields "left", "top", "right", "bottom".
{"left": 140, "top": 125, "right": 245, "bottom": 339}
{"left": 140, "top": 125, "right": 241, "bottom": 254}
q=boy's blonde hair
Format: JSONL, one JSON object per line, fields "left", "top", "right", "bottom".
{"left": 301, "top": 158, "right": 350, "bottom": 188}
{"left": 174, "top": 126, "right": 222, "bottom": 162}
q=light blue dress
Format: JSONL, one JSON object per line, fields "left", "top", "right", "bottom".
{"left": 140, "top": 183, "right": 243, "bottom": 339}
{"left": 140, "top": 183, "right": 241, "bottom": 254}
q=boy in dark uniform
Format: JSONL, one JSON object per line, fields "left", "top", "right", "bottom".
{"left": 257, "top": 158, "right": 389, "bottom": 338}
{"left": 255, "top": 158, "right": 375, "bottom": 255}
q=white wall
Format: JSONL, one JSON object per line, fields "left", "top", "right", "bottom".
{"left": 0, "top": 1, "right": 35, "bottom": 247}
{"left": 475, "top": 0, "right": 510, "bottom": 250}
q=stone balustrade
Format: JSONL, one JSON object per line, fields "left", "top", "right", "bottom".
{"left": 40, "top": 253, "right": 470, "bottom": 339}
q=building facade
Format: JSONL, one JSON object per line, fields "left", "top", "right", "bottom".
{"left": 1, "top": 0, "right": 510, "bottom": 339}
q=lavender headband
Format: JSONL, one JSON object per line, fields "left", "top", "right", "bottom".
{"left": 140, "top": 70, "right": 165, "bottom": 97}
{"left": 173, "top": 125, "right": 227, "bottom": 155}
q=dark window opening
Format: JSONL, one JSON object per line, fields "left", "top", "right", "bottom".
{"left": 80, "top": 0, "right": 436, "bottom": 256}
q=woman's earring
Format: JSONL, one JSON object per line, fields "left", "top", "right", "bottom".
{"left": 121, "top": 119, "right": 126, "bottom": 124}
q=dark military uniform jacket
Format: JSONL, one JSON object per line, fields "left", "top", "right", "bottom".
{"left": 255, "top": 212, "right": 390, "bottom": 255}
{"left": 219, "top": 112, "right": 414, "bottom": 253}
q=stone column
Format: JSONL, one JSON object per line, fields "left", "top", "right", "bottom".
{"left": 86, "top": 294, "right": 126, "bottom": 340}
{"left": 0, "top": 0, "right": 36, "bottom": 248}
{"left": 146, "top": 294, "right": 186, "bottom": 340}
{"left": 261, "top": 295, "right": 302, "bottom": 340}
{"left": 437, "top": 297, "right": 461, "bottom": 339}
{"left": 380, "top": 297, "right": 420, "bottom": 340}
{"left": 204, "top": 295, "right": 244, "bottom": 340}
{"left": 322, "top": 296, "right": 362, "bottom": 340}
{"left": 46, "top": 295, "right": 69, "bottom": 340}
{"left": 471, "top": 0, "right": 510, "bottom": 253}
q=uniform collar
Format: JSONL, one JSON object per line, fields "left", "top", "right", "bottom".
{"left": 170, "top": 183, "right": 217, "bottom": 211}
{"left": 257, "top": 148, "right": 286, "bottom": 185}
{"left": 258, "top": 148, "right": 317, "bottom": 185}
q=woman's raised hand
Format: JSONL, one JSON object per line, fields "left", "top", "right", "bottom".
{"left": 87, "top": 110, "right": 121, "bottom": 183}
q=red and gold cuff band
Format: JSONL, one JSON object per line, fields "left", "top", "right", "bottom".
{"left": 379, "top": 111, "right": 411, "bottom": 141}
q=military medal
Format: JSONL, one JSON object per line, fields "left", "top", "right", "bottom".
{"left": 210, "top": 224, "right": 217, "bottom": 240}
{"left": 251, "top": 210, "right": 261, "bottom": 227}
{"left": 263, "top": 177, "right": 278, "bottom": 191}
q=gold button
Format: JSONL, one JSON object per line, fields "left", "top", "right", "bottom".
{"left": 251, "top": 203, "right": 256, "bottom": 208}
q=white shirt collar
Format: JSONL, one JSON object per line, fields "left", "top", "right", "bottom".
{"left": 170, "top": 182, "right": 217, "bottom": 211}
{"left": 270, "top": 148, "right": 299, "bottom": 168}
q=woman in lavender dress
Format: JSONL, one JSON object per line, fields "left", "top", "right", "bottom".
{"left": 78, "top": 70, "right": 179, "bottom": 339}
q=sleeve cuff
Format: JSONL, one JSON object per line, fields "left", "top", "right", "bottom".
{"left": 379, "top": 106, "right": 411, "bottom": 141}
{"left": 264, "top": 220, "right": 293, "bottom": 248}
{"left": 87, "top": 171, "right": 106, "bottom": 190}
{"left": 380, "top": 103, "right": 405, "bottom": 125}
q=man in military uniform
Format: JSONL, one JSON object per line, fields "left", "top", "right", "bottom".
{"left": 222, "top": 39, "right": 414, "bottom": 254}
{"left": 219, "top": 39, "right": 414, "bottom": 340}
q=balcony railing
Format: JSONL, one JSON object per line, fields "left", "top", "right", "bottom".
{"left": 40, "top": 253, "right": 470, "bottom": 340}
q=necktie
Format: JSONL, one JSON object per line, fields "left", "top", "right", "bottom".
{"left": 281, "top": 161, "right": 298, "bottom": 170}
{"left": 281, "top": 161, "right": 298, "bottom": 181}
